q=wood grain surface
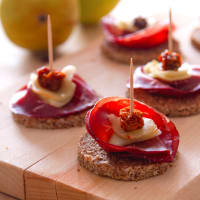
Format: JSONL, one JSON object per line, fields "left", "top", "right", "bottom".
{"left": 1, "top": 0, "right": 200, "bottom": 199}
{"left": 25, "top": 16, "right": 200, "bottom": 199}
{"left": 0, "top": 193, "right": 17, "bottom": 200}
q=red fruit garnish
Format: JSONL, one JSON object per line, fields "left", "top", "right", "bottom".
{"left": 86, "top": 97, "right": 179, "bottom": 162}
{"left": 102, "top": 16, "right": 175, "bottom": 49}
{"left": 120, "top": 107, "right": 144, "bottom": 132}
{"left": 158, "top": 50, "right": 182, "bottom": 71}
{"left": 37, "top": 67, "right": 66, "bottom": 92}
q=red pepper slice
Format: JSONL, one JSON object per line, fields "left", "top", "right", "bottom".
{"left": 102, "top": 16, "right": 175, "bottom": 49}
{"left": 86, "top": 97, "right": 179, "bottom": 163}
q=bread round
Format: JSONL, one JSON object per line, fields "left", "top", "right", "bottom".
{"left": 129, "top": 88, "right": 200, "bottom": 117}
{"left": 78, "top": 133, "right": 174, "bottom": 181}
{"left": 101, "top": 39, "right": 180, "bottom": 65}
{"left": 12, "top": 110, "right": 88, "bottom": 129}
{"left": 191, "top": 28, "right": 200, "bottom": 50}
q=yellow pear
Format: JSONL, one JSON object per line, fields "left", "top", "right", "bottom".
{"left": 0, "top": 0, "right": 79, "bottom": 51}
{"left": 79, "top": 0, "right": 119, "bottom": 24}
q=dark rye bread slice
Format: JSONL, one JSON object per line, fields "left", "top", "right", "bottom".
{"left": 101, "top": 39, "right": 180, "bottom": 65}
{"left": 127, "top": 88, "right": 200, "bottom": 117}
{"left": 78, "top": 133, "right": 174, "bottom": 181}
{"left": 191, "top": 28, "right": 200, "bottom": 50}
{"left": 12, "top": 110, "right": 88, "bottom": 129}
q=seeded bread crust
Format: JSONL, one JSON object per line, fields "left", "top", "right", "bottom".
{"left": 101, "top": 39, "right": 180, "bottom": 65}
{"left": 78, "top": 134, "right": 174, "bottom": 181}
{"left": 12, "top": 110, "right": 88, "bottom": 129}
{"left": 127, "top": 88, "right": 200, "bottom": 117}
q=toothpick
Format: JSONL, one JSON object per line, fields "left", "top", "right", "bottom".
{"left": 130, "top": 58, "right": 134, "bottom": 115}
{"left": 168, "top": 7, "right": 173, "bottom": 52}
{"left": 47, "top": 15, "right": 53, "bottom": 71}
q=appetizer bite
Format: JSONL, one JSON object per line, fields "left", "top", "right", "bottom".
{"left": 10, "top": 65, "right": 98, "bottom": 129}
{"left": 101, "top": 13, "right": 180, "bottom": 64}
{"left": 78, "top": 60, "right": 179, "bottom": 181}
{"left": 128, "top": 50, "right": 200, "bottom": 117}
{"left": 9, "top": 16, "right": 98, "bottom": 129}
{"left": 127, "top": 9, "right": 200, "bottom": 117}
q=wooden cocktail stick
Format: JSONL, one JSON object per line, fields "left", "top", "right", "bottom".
{"left": 129, "top": 57, "right": 134, "bottom": 115}
{"left": 168, "top": 7, "right": 173, "bottom": 52}
{"left": 47, "top": 15, "right": 53, "bottom": 71}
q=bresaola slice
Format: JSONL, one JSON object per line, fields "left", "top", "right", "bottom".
{"left": 10, "top": 75, "right": 98, "bottom": 118}
{"left": 102, "top": 16, "right": 173, "bottom": 49}
{"left": 132, "top": 67, "right": 200, "bottom": 97}
{"left": 86, "top": 97, "right": 179, "bottom": 163}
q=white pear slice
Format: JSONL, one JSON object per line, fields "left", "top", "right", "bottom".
{"left": 108, "top": 115, "right": 161, "bottom": 146}
{"left": 143, "top": 60, "right": 190, "bottom": 81}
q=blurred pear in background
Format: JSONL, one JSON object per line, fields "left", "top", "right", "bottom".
{"left": 79, "top": 0, "right": 120, "bottom": 24}
{"left": 0, "top": 0, "right": 119, "bottom": 52}
{"left": 0, "top": 0, "right": 79, "bottom": 51}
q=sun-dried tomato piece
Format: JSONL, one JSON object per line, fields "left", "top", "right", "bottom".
{"left": 37, "top": 67, "right": 66, "bottom": 92}
{"left": 159, "top": 50, "right": 182, "bottom": 71}
{"left": 120, "top": 106, "right": 144, "bottom": 131}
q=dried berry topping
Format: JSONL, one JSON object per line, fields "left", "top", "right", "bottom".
{"left": 159, "top": 49, "right": 182, "bottom": 71}
{"left": 37, "top": 67, "right": 66, "bottom": 92}
{"left": 120, "top": 106, "right": 144, "bottom": 132}
{"left": 133, "top": 17, "right": 148, "bottom": 30}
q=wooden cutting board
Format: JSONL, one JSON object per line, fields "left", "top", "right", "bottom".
{"left": 1, "top": 10, "right": 200, "bottom": 200}
{"left": 24, "top": 22, "right": 200, "bottom": 200}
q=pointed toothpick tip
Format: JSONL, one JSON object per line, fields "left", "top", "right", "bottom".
{"left": 129, "top": 57, "right": 134, "bottom": 115}
{"left": 47, "top": 14, "right": 53, "bottom": 71}
{"left": 168, "top": 6, "right": 173, "bottom": 52}
{"left": 130, "top": 57, "right": 133, "bottom": 64}
{"left": 130, "top": 57, "right": 134, "bottom": 74}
